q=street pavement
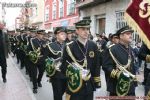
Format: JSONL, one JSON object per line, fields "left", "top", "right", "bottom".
{"left": 0, "top": 55, "right": 145, "bottom": 100}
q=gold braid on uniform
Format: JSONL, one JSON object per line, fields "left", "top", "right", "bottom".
{"left": 16, "top": 35, "right": 20, "bottom": 45}
{"left": 21, "top": 34, "right": 24, "bottom": 41}
{"left": 65, "top": 42, "right": 84, "bottom": 93}
{"left": 29, "top": 38, "right": 42, "bottom": 63}
{"left": 47, "top": 43, "right": 62, "bottom": 56}
{"left": 109, "top": 48, "right": 132, "bottom": 79}
{"left": 66, "top": 42, "right": 94, "bottom": 82}
{"left": 30, "top": 38, "right": 36, "bottom": 51}
{"left": 146, "top": 55, "right": 150, "bottom": 63}
{"left": 26, "top": 36, "right": 29, "bottom": 45}
{"left": 66, "top": 42, "right": 87, "bottom": 68}
{"left": 67, "top": 45, "right": 87, "bottom": 67}
{"left": 93, "top": 76, "right": 101, "bottom": 87}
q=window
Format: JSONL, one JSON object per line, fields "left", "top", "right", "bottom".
{"left": 59, "top": 0, "right": 64, "bottom": 18}
{"left": 67, "top": 0, "right": 75, "bottom": 15}
{"left": 116, "top": 11, "right": 141, "bottom": 44}
{"left": 52, "top": 0, "right": 57, "bottom": 19}
{"left": 45, "top": 5, "right": 49, "bottom": 21}
{"left": 116, "top": 11, "right": 127, "bottom": 30}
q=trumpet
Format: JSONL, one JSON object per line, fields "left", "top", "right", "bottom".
{"left": 116, "top": 64, "right": 144, "bottom": 83}
{"left": 116, "top": 64, "right": 136, "bottom": 80}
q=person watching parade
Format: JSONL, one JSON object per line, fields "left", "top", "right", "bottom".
{"left": 27, "top": 29, "right": 46, "bottom": 93}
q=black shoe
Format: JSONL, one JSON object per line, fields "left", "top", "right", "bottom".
{"left": 30, "top": 78, "right": 32, "bottom": 82}
{"left": 3, "top": 79, "right": 7, "bottom": 83}
{"left": 26, "top": 71, "right": 29, "bottom": 75}
{"left": 38, "top": 82, "right": 42, "bottom": 87}
{"left": 33, "top": 89, "right": 37, "bottom": 94}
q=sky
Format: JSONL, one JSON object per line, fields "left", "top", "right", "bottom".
{"left": 0, "top": 0, "right": 26, "bottom": 30}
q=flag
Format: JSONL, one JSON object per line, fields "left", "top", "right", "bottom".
{"left": 125, "top": 0, "right": 150, "bottom": 49}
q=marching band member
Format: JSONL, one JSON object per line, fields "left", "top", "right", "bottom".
{"left": 102, "top": 26, "right": 138, "bottom": 96}
{"left": 60, "top": 19, "right": 101, "bottom": 100}
{"left": 44, "top": 27, "right": 67, "bottom": 100}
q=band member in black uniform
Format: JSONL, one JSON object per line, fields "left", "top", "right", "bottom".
{"left": 35, "top": 30, "right": 47, "bottom": 88}
{"left": 138, "top": 43, "right": 150, "bottom": 96}
{"left": 16, "top": 32, "right": 25, "bottom": 69}
{"left": 65, "top": 29, "right": 75, "bottom": 43}
{"left": 23, "top": 30, "right": 34, "bottom": 76}
{"left": 109, "top": 33, "right": 119, "bottom": 45}
{"left": 27, "top": 30, "right": 45, "bottom": 93}
{"left": 102, "top": 26, "right": 138, "bottom": 96}
{"left": 20, "top": 32, "right": 28, "bottom": 70}
{"left": 60, "top": 19, "right": 101, "bottom": 100}
{"left": 44, "top": 27, "right": 67, "bottom": 100}
{"left": 14, "top": 33, "right": 21, "bottom": 64}
{"left": 0, "top": 29, "right": 7, "bottom": 83}
{"left": 8, "top": 30, "right": 16, "bottom": 56}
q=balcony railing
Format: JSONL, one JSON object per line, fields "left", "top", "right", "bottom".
{"left": 76, "top": 0, "right": 112, "bottom": 9}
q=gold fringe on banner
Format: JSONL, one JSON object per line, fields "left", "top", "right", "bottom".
{"left": 124, "top": 12, "right": 150, "bottom": 50}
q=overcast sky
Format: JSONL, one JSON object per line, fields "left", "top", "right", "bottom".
{"left": 0, "top": 0, "right": 26, "bottom": 30}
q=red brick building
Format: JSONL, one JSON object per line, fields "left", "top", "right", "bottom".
{"left": 44, "top": 0, "right": 79, "bottom": 31}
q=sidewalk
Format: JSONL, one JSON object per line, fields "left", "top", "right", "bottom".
{"left": 0, "top": 55, "right": 36, "bottom": 100}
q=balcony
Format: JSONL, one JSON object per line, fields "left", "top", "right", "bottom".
{"left": 76, "top": 0, "right": 112, "bottom": 9}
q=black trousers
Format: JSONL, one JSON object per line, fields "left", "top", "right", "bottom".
{"left": 143, "top": 67, "right": 150, "bottom": 85}
{"left": 24, "top": 56, "right": 31, "bottom": 77}
{"left": 36, "top": 63, "right": 45, "bottom": 83}
{"left": 70, "top": 93, "right": 93, "bottom": 100}
{"left": 28, "top": 60, "right": 38, "bottom": 89}
{"left": 15, "top": 49, "right": 20, "bottom": 63}
{"left": 19, "top": 50, "right": 25, "bottom": 69}
{"left": 1, "top": 65, "right": 7, "bottom": 80}
{"left": 29, "top": 61, "right": 45, "bottom": 89}
{"left": 51, "top": 78, "right": 66, "bottom": 100}
{"left": 145, "top": 73, "right": 150, "bottom": 95}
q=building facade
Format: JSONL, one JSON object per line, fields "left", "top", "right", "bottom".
{"left": 76, "top": 0, "right": 131, "bottom": 37}
{"left": 30, "top": 0, "right": 44, "bottom": 29}
{"left": 16, "top": 0, "right": 37, "bottom": 30}
{"left": 44, "top": 0, "right": 79, "bottom": 31}
{"left": 0, "top": 3, "right": 6, "bottom": 29}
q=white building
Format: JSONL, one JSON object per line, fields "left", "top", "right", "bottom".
{"left": 76, "top": 0, "right": 131, "bottom": 36}
{"left": 0, "top": 3, "right": 6, "bottom": 29}
{"left": 30, "top": 0, "right": 44, "bottom": 29}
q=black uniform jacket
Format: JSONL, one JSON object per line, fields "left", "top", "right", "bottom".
{"left": 44, "top": 41, "right": 66, "bottom": 79}
{"left": 60, "top": 40, "right": 101, "bottom": 95}
{"left": 102, "top": 43, "right": 137, "bottom": 94}
{"left": 139, "top": 44, "right": 150, "bottom": 60}
{"left": 27, "top": 37, "right": 46, "bottom": 64}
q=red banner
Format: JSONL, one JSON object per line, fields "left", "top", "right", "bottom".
{"left": 125, "top": 0, "right": 150, "bottom": 49}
